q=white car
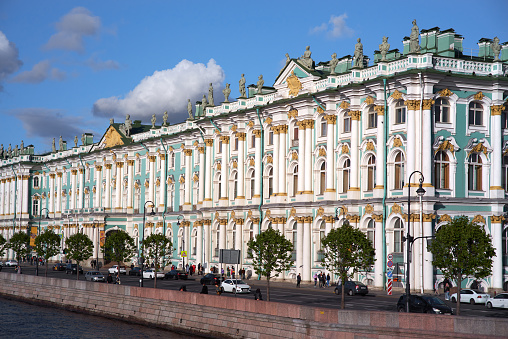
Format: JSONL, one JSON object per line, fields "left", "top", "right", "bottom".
{"left": 5, "top": 260, "right": 18, "bottom": 267}
{"left": 108, "top": 265, "right": 127, "bottom": 275}
{"left": 143, "top": 269, "right": 164, "bottom": 279}
{"left": 486, "top": 293, "right": 508, "bottom": 309}
{"left": 84, "top": 271, "right": 106, "bottom": 282}
{"left": 220, "top": 279, "right": 251, "bottom": 294}
{"left": 450, "top": 289, "right": 490, "bottom": 304}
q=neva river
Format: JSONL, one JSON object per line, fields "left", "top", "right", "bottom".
{"left": 0, "top": 297, "right": 200, "bottom": 338}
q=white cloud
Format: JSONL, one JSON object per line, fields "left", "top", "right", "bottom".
{"left": 0, "top": 31, "right": 23, "bottom": 91}
{"left": 11, "top": 60, "right": 66, "bottom": 84}
{"left": 310, "top": 13, "right": 354, "bottom": 38}
{"left": 85, "top": 54, "right": 120, "bottom": 71}
{"left": 93, "top": 59, "right": 225, "bottom": 124}
{"left": 43, "top": 7, "right": 101, "bottom": 53}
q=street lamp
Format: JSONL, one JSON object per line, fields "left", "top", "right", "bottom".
{"left": 36, "top": 207, "right": 50, "bottom": 276}
{"left": 404, "top": 170, "right": 425, "bottom": 313}
{"left": 92, "top": 220, "right": 99, "bottom": 270}
{"left": 140, "top": 201, "right": 155, "bottom": 287}
{"left": 177, "top": 215, "right": 185, "bottom": 270}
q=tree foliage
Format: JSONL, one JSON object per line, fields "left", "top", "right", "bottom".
{"left": 428, "top": 215, "right": 495, "bottom": 315}
{"left": 65, "top": 233, "right": 93, "bottom": 280}
{"left": 102, "top": 231, "right": 136, "bottom": 280}
{"left": 142, "top": 233, "right": 173, "bottom": 288}
{"left": 35, "top": 229, "right": 61, "bottom": 277}
{"left": 0, "top": 234, "right": 7, "bottom": 258}
{"left": 321, "top": 222, "right": 375, "bottom": 309}
{"left": 8, "top": 232, "right": 31, "bottom": 264}
{"left": 247, "top": 227, "right": 293, "bottom": 301}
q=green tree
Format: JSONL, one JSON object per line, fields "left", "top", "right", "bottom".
{"left": 0, "top": 234, "right": 7, "bottom": 258}
{"left": 8, "top": 232, "right": 31, "bottom": 266}
{"left": 65, "top": 233, "right": 93, "bottom": 280}
{"left": 142, "top": 233, "right": 173, "bottom": 288}
{"left": 102, "top": 231, "right": 136, "bottom": 282}
{"left": 321, "top": 222, "right": 375, "bottom": 309}
{"left": 247, "top": 227, "right": 293, "bottom": 301}
{"left": 428, "top": 215, "right": 495, "bottom": 315}
{"left": 35, "top": 229, "right": 61, "bottom": 277}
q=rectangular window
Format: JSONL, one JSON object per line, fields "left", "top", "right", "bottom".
{"left": 321, "top": 120, "right": 327, "bottom": 137}
{"left": 234, "top": 137, "right": 239, "bottom": 151}
{"left": 218, "top": 141, "right": 222, "bottom": 154}
{"left": 251, "top": 134, "right": 256, "bottom": 148}
{"left": 293, "top": 127, "right": 299, "bottom": 140}
{"left": 268, "top": 131, "right": 273, "bottom": 146}
{"left": 368, "top": 111, "right": 377, "bottom": 129}
{"left": 395, "top": 108, "right": 406, "bottom": 124}
{"left": 344, "top": 116, "right": 351, "bottom": 133}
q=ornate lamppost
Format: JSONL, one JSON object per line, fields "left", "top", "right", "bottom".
{"left": 177, "top": 215, "right": 185, "bottom": 269}
{"left": 36, "top": 207, "right": 50, "bottom": 276}
{"left": 140, "top": 201, "right": 155, "bottom": 287}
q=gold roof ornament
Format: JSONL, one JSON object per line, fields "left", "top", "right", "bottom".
{"left": 474, "top": 91, "right": 484, "bottom": 101}
{"left": 287, "top": 71, "right": 302, "bottom": 97}
{"left": 472, "top": 215, "right": 486, "bottom": 224}
{"left": 438, "top": 88, "right": 454, "bottom": 97}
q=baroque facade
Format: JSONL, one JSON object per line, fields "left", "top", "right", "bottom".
{"left": 1, "top": 25, "right": 508, "bottom": 291}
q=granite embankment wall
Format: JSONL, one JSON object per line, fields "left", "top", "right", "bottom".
{"left": 0, "top": 272, "right": 506, "bottom": 339}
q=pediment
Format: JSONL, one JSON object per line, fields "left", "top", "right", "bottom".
{"left": 97, "top": 125, "right": 126, "bottom": 150}
{"left": 274, "top": 61, "right": 312, "bottom": 87}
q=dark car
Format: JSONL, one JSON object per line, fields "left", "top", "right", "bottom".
{"left": 52, "top": 263, "right": 67, "bottom": 271}
{"left": 200, "top": 273, "right": 223, "bottom": 285}
{"left": 165, "top": 269, "right": 188, "bottom": 280}
{"left": 397, "top": 295, "right": 453, "bottom": 314}
{"left": 334, "top": 281, "right": 369, "bottom": 296}
{"left": 129, "top": 267, "right": 142, "bottom": 276}
{"left": 65, "top": 264, "right": 83, "bottom": 275}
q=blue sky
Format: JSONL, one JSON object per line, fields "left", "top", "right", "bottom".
{"left": 1, "top": 0, "right": 507, "bottom": 154}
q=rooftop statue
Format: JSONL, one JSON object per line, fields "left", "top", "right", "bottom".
{"left": 202, "top": 94, "right": 207, "bottom": 108}
{"left": 208, "top": 83, "right": 214, "bottom": 106}
{"left": 187, "top": 99, "right": 193, "bottom": 119}
{"left": 163, "top": 111, "right": 169, "bottom": 126}
{"left": 353, "top": 38, "right": 364, "bottom": 68}
{"left": 7, "top": 144, "right": 12, "bottom": 158}
{"left": 52, "top": 138, "right": 56, "bottom": 153}
{"left": 124, "top": 114, "right": 132, "bottom": 135}
{"left": 329, "top": 53, "right": 338, "bottom": 75}
{"left": 20, "top": 140, "right": 24, "bottom": 154}
{"left": 14, "top": 145, "right": 18, "bottom": 157}
{"left": 74, "top": 136, "right": 78, "bottom": 147}
{"left": 257, "top": 75, "right": 264, "bottom": 94}
{"left": 110, "top": 118, "right": 114, "bottom": 125}
{"left": 492, "top": 37, "right": 501, "bottom": 61}
{"left": 239, "top": 74, "right": 246, "bottom": 98}
{"left": 0, "top": 144, "right": 3, "bottom": 158}
{"left": 59, "top": 136, "right": 64, "bottom": 151}
{"left": 409, "top": 20, "right": 420, "bottom": 53}
{"left": 298, "top": 46, "right": 314, "bottom": 70}
{"left": 151, "top": 114, "right": 156, "bottom": 128}
{"left": 222, "top": 83, "right": 231, "bottom": 103}
{"left": 379, "top": 36, "right": 390, "bottom": 61}
{"left": 81, "top": 134, "right": 86, "bottom": 146}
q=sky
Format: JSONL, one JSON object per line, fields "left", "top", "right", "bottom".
{"left": 1, "top": 0, "right": 507, "bottom": 154}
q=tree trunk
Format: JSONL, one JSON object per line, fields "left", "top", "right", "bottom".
{"left": 45, "top": 259, "right": 48, "bottom": 277}
{"left": 455, "top": 274, "right": 461, "bottom": 316}
{"left": 267, "top": 277, "right": 270, "bottom": 301}
{"left": 341, "top": 282, "right": 345, "bottom": 309}
{"left": 76, "top": 261, "right": 80, "bottom": 280}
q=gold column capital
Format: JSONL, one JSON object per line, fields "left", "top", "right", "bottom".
{"left": 204, "top": 139, "right": 214, "bottom": 147}
{"left": 491, "top": 105, "right": 506, "bottom": 116}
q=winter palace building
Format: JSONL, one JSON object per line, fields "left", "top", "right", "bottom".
{"left": 1, "top": 24, "right": 508, "bottom": 292}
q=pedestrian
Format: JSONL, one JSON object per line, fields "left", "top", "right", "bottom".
{"left": 444, "top": 280, "right": 450, "bottom": 300}
{"left": 200, "top": 283, "right": 208, "bottom": 294}
{"left": 296, "top": 273, "right": 301, "bottom": 287}
{"left": 107, "top": 273, "right": 113, "bottom": 284}
{"left": 313, "top": 273, "right": 318, "bottom": 287}
{"left": 254, "top": 288, "right": 263, "bottom": 301}
{"left": 434, "top": 280, "right": 440, "bottom": 295}
{"left": 215, "top": 282, "right": 222, "bottom": 295}
{"left": 116, "top": 275, "right": 121, "bottom": 285}
{"left": 326, "top": 273, "right": 331, "bottom": 287}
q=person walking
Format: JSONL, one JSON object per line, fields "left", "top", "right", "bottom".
{"left": 313, "top": 273, "right": 318, "bottom": 288}
{"left": 444, "top": 280, "right": 451, "bottom": 300}
{"left": 200, "top": 284, "right": 208, "bottom": 294}
{"left": 326, "top": 273, "right": 331, "bottom": 287}
{"left": 254, "top": 288, "right": 263, "bottom": 301}
{"left": 107, "top": 273, "right": 113, "bottom": 284}
{"left": 296, "top": 273, "right": 301, "bottom": 288}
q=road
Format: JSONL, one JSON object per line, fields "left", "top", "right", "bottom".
{"left": 3, "top": 264, "right": 508, "bottom": 319}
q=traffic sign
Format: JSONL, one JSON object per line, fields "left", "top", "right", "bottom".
{"left": 387, "top": 267, "right": 394, "bottom": 271}
{"left": 387, "top": 271, "right": 393, "bottom": 278}
{"left": 387, "top": 260, "right": 393, "bottom": 268}
{"left": 181, "top": 251, "right": 187, "bottom": 257}
{"left": 387, "top": 253, "right": 393, "bottom": 261}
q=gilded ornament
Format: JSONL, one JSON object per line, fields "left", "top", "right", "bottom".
{"left": 318, "top": 148, "right": 326, "bottom": 157}
{"left": 233, "top": 161, "right": 238, "bottom": 168}
{"left": 247, "top": 210, "right": 253, "bottom": 219}
{"left": 491, "top": 215, "right": 505, "bottom": 223}
{"left": 317, "top": 206, "right": 324, "bottom": 217}
{"left": 231, "top": 125, "right": 237, "bottom": 132}
{"left": 350, "top": 111, "right": 361, "bottom": 120}
{"left": 288, "top": 108, "right": 298, "bottom": 119}
{"left": 393, "top": 137, "right": 403, "bottom": 148}
{"left": 249, "top": 158, "right": 255, "bottom": 167}
{"left": 374, "top": 106, "right": 385, "bottom": 115}
{"left": 472, "top": 215, "right": 486, "bottom": 224}
{"left": 217, "top": 163, "right": 222, "bottom": 170}
{"left": 467, "top": 143, "right": 488, "bottom": 157}
{"left": 365, "top": 204, "right": 374, "bottom": 215}
{"left": 265, "top": 117, "right": 273, "bottom": 125}
{"left": 204, "top": 139, "right": 214, "bottom": 147}
{"left": 391, "top": 90, "right": 403, "bottom": 100}
{"left": 366, "top": 141, "right": 375, "bottom": 151}
{"left": 236, "top": 132, "right": 246, "bottom": 141}
{"left": 438, "top": 214, "right": 452, "bottom": 224}
{"left": 104, "top": 126, "right": 124, "bottom": 148}
{"left": 404, "top": 99, "right": 420, "bottom": 111}
{"left": 286, "top": 71, "right": 303, "bottom": 97}
{"left": 183, "top": 149, "right": 193, "bottom": 156}
{"left": 473, "top": 91, "right": 484, "bottom": 101}
{"left": 491, "top": 105, "right": 505, "bottom": 116}
{"left": 291, "top": 152, "right": 298, "bottom": 160}
{"left": 373, "top": 214, "right": 383, "bottom": 222}
{"left": 422, "top": 99, "right": 435, "bottom": 110}
{"left": 390, "top": 203, "right": 402, "bottom": 216}
{"left": 423, "top": 213, "right": 436, "bottom": 222}
{"left": 438, "top": 88, "right": 454, "bottom": 97}
{"left": 339, "top": 101, "right": 350, "bottom": 109}
{"left": 247, "top": 121, "right": 255, "bottom": 128}
{"left": 435, "top": 140, "right": 454, "bottom": 154}
{"left": 364, "top": 96, "right": 375, "bottom": 105}
{"left": 341, "top": 144, "right": 350, "bottom": 154}
{"left": 267, "top": 155, "right": 273, "bottom": 163}
{"left": 317, "top": 106, "right": 325, "bottom": 114}
{"left": 193, "top": 141, "right": 199, "bottom": 146}
{"left": 290, "top": 207, "right": 296, "bottom": 217}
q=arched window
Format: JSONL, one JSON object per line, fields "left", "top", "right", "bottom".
{"left": 214, "top": 224, "right": 220, "bottom": 257}
{"left": 468, "top": 102, "right": 483, "bottom": 126}
{"left": 393, "top": 218, "right": 404, "bottom": 253}
{"left": 192, "top": 229, "right": 197, "bottom": 255}
{"left": 291, "top": 165, "right": 298, "bottom": 197}
{"left": 503, "top": 154, "right": 508, "bottom": 193}
{"left": 468, "top": 153, "right": 483, "bottom": 191}
{"left": 395, "top": 100, "right": 406, "bottom": 125}
{"left": 367, "top": 107, "right": 377, "bottom": 129}
{"left": 434, "top": 98, "right": 450, "bottom": 123}
{"left": 231, "top": 224, "right": 236, "bottom": 249}
{"left": 341, "top": 159, "right": 350, "bottom": 193}
{"left": 33, "top": 176, "right": 39, "bottom": 187}
{"left": 291, "top": 222, "right": 297, "bottom": 261}
{"left": 267, "top": 167, "right": 273, "bottom": 197}
{"left": 217, "top": 174, "right": 222, "bottom": 199}
{"left": 248, "top": 170, "right": 255, "bottom": 199}
{"left": 394, "top": 152, "right": 405, "bottom": 190}
{"left": 319, "top": 162, "right": 326, "bottom": 195}
{"left": 435, "top": 151, "right": 450, "bottom": 189}
{"left": 366, "top": 219, "right": 375, "bottom": 247}
{"left": 343, "top": 112, "right": 351, "bottom": 133}
{"left": 366, "top": 154, "right": 376, "bottom": 191}
{"left": 231, "top": 172, "right": 238, "bottom": 199}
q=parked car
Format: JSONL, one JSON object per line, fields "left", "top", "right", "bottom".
{"left": 397, "top": 294, "right": 453, "bottom": 314}
{"left": 108, "top": 265, "right": 127, "bottom": 275}
{"left": 129, "top": 267, "right": 142, "bottom": 276}
{"left": 486, "top": 293, "right": 508, "bottom": 309}
{"left": 200, "top": 273, "right": 223, "bottom": 285}
{"left": 52, "top": 263, "right": 67, "bottom": 271}
{"left": 164, "top": 269, "right": 188, "bottom": 280}
{"left": 143, "top": 269, "right": 164, "bottom": 280}
{"left": 220, "top": 279, "right": 251, "bottom": 294}
{"left": 0, "top": 261, "right": 3, "bottom": 267}
{"left": 5, "top": 260, "right": 18, "bottom": 267}
{"left": 334, "top": 281, "right": 369, "bottom": 296}
{"left": 450, "top": 289, "right": 490, "bottom": 304}
{"left": 84, "top": 271, "right": 106, "bottom": 282}
{"left": 65, "top": 264, "right": 83, "bottom": 274}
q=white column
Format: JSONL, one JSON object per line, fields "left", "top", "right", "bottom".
{"left": 303, "top": 216, "right": 312, "bottom": 281}
{"left": 325, "top": 116, "right": 335, "bottom": 193}
{"left": 196, "top": 222, "right": 203, "bottom": 265}
{"left": 198, "top": 147, "right": 205, "bottom": 203}
{"left": 21, "top": 175, "right": 29, "bottom": 216}
{"left": 375, "top": 107, "right": 385, "bottom": 195}
{"left": 220, "top": 136, "right": 229, "bottom": 201}
{"left": 148, "top": 156, "right": 155, "bottom": 204}
{"left": 492, "top": 218, "right": 503, "bottom": 289}
{"left": 115, "top": 163, "right": 122, "bottom": 210}
{"left": 278, "top": 126, "right": 287, "bottom": 196}
{"left": 184, "top": 149, "right": 192, "bottom": 206}
{"left": 0, "top": 179, "right": 5, "bottom": 216}
{"left": 204, "top": 221, "right": 210, "bottom": 268}
{"left": 272, "top": 127, "right": 280, "bottom": 196}
{"left": 405, "top": 101, "right": 417, "bottom": 193}
{"left": 78, "top": 169, "right": 84, "bottom": 209}
{"left": 104, "top": 164, "right": 111, "bottom": 209}
{"left": 71, "top": 169, "right": 77, "bottom": 209}
{"left": 49, "top": 173, "right": 55, "bottom": 213}
{"left": 297, "top": 122, "right": 305, "bottom": 195}
{"left": 304, "top": 121, "right": 313, "bottom": 194}
{"left": 219, "top": 220, "right": 226, "bottom": 250}
{"left": 349, "top": 111, "right": 360, "bottom": 192}
{"left": 296, "top": 217, "right": 303, "bottom": 278}
{"left": 95, "top": 166, "right": 103, "bottom": 208}
{"left": 204, "top": 140, "right": 213, "bottom": 203}
{"left": 237, "top": 134, "right": 245, "bottom": 199}
{"left": 6, "top": 178, "right": 11, "bottom": 216}
{"left": 374, "top": 216, "right": 384, "bottom": 288}
{"left": 159, "top": 155, "right": 166, "bottom": 211}
{"left": 422, "top": 100, "right": 434, "bottom": 194}
{"left": 56, "top": 172, "right": 62, "bottom": 213}
{"left": 254, "top": 131, "right": 261, "bottom": 198}
{"left": 423, "top": 216, "right": 433, "bottom": 292}
{"left": 127, "top": 161, "right": 134, "bottom": 210}
{"left": 490, "top": 105, "right": 504, "bottom": 197}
